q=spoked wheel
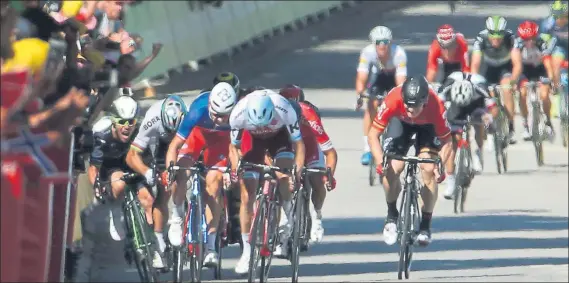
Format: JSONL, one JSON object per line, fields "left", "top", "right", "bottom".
{"left": 259, "top": 201, "right": 279, "bottom": 283}
{"left": 173, "top": 248, "right": 185, "bottom": 283}
{"left": 248, "top": 198, "right": 266, "bottom": 283}
{"left": 213, "top": 215, "right": 224, "bottom": 280}
{"left": 453, "top": 148, "right": 467, "bottom": 214}
{"left": 189, "top": 198, "right": 204, "bottom": 283}
{"left": 397, "top": 190, "right": 413, "bottom": 280}
{"left": 290, "top": 193, "right": 304, "bottom": 283}
{"left": 531, "top": 104, "right": 545, "bottom": 167}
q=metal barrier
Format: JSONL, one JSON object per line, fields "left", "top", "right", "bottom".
{"left": 124, "top": 1, "right": 349, "bottom": 79}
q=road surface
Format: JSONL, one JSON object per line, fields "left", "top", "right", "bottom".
{"left": 79, "top": 1, "right": 569, "bottom": 282}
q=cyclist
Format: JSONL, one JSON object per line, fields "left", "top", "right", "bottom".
{"left": 541, "top": 1, "right": 568, "bottom": 95}
{"left": 88, "top": 96, "right": 140, "bottom": 242}
{"left": 165, "top": 82, "right": 237, "bottom": 268}
{"left": 437, "top": 72, "right": 498, "bottom": 199}
{"left": 355, "top": 26, "right": 408, "bottom": 166}
{"left": 426, "top": 24, "right": 470, "bottom": 83}
{"left": 228, "top": 89, "right": 305, "bottom": 274}
{"left": 471, "top": 16, "right": 521, "bottom": 144}
{"left": 125, "top": 95, "right": 187, "bottom": 268}
{"left": 279, "top": 84, "right": 338, "bottom": 247}
{"left": 368, "top": 75, "right": 451, "bottom": 246}
{"left": 511, "top": 21, "right": 557, "bottom": 141}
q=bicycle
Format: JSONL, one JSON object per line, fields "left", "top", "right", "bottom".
{"left": 289, "top": 167, "right": 332, "bottom": 283}
{"left": 525, "top": 81, "right": 547, "bottom": 166}
{"left": 167, "top": 160, "right": 229, "bottom": 283}
{"left": 94, "top": 172, "right": 159, "bottom": 282}
{"left": 559, "top": 63, "right": 568, "bottom": 148}
{"left": 449, "top": 116, "right": 478, "bottom": 214}
{"left": 488, "top": 84, "right": 509, "bottom": 174}
{"left": 238, "top": 161, "right": 293, "bottom": 283}
{"left": 382, "top": 153, "right": 440, "bottom": 280}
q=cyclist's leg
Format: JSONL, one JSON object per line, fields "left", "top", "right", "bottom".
{"left": 537, "top": 66, "right": 555, "bottom": 139}
{"left": 202, "top": 131, "right": 230, "bottom": 263}
{"left": 442, "top": 105, "right": 463, "bottom": 198}
{"left": 381, "top": 118, "right": 410, "bottom": 245}
{"left": 107, "top": 166, "right": 129, "bottom": 241}
{"left": 361, "top": 73, "right": 391, "bottom": 165}
{"left": 519, "top": 67, "right": 533, "bottom": 140}
{"left": 304, "top": 136, "right": 326, "bottom": 243}
{"left": 168, "top": 128, "right": 200, "bottom": 246}
{"left": 499, "top": 61, "right": 517, "bottom": 139}
{"left": 552, "top": 47, "right": 567, "bottom": 94}
{"left": 471, "top": 106, "right": 490, "bottom": 173}
{"left": 416, "top": 125, "right": 444, "bottom": 244}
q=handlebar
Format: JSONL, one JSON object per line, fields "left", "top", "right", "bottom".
{"left": 167, "top": 161, "right": 229, "bottom": 183}
{"left": 301, "top": 167, "right": 333, "bottom": 191}
{"left": 93, "top": 172, "right": 138, "bottom": 203}
{"left": 238, "top": 161, "right": 293, "bottom": 175}
{"left": 383, "top": 152, "right": 439, "bottom": 165}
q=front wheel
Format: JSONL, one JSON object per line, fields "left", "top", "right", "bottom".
{"left": 173, "top": 248, "right": 184, "bottom": 283}
{"left": 248, "top": 197, "right": 266, "bottom": 283}
{"left": 291, "top": 191, "right": 305, "bottom": 283}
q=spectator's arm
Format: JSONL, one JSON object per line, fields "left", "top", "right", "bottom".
{"left": 131, "top": 43, "right": 162, "bottom": 79}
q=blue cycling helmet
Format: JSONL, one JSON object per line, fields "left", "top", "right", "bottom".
{"left": 161, "top": 95, "right": 187, "bottom": 132}
{"left": 246, "top": 91, "right": 275, "bottom": 127}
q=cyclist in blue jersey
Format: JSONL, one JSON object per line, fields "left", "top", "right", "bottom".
{"left": 164, "top": 82, "right": 238, "bottom": 268}
{"left": 541, "top": 1, "right": 568, "bottom": 92}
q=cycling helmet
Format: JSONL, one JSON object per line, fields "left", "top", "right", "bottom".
{"left": 369, "top": 26, "right": 392, "bottom": 44}
{"left": 517, "top": 21, "right": 539, "bottom": 40}
{"left": 109, "top": 96, "right": 139, "bottom": 120}
{"left": 161, "top": 95, "right": 187, "bottom": 132}
{"left": 436, "top": 24, "right": 457, "bottom": 48}
{"left": 485, "top": 16, "right": 507, "bottom": 33}
{"left": 450, "top": 80, "right": 474, "bottom": 106}
{"left": 279, "top": 84, "right": 305, "bottom": 102}
{"left": 402, "top": 76, "right": 430, "bottom": 107}
{"left": 246, "top": 91, "right": 275, "bottom": 127}
{"left": 213, "top": 72, "right": 240, "bottom": 93}
{"left": 551, "top": 1, "right": 567, "bottom": 18}
{"left": 209, "top": 82, "right": 237, "bottom": 115}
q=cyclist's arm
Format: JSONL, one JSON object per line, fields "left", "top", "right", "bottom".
{"left": 426, "top": 41, "right": 440, "bottom": 83}
{"left": 285, "top": 112, "right": 305, "bottom": 173}
{"left": 229, "top": 129, "right": 243, "bottom": 172}
{"left": 433, "top": 95, "right": 452, "bottom": 164}
{"left": 126, "top": 111, "right": 158, "bottom": 175}
{"left": 394, "top": 47, "right": 408, "bottom": 85}
{"left": 305, "top": 105, "right": 337, "bottom": 175}
{"left": 356, "top": 50, "right": 371, "bottom": 95}
{"left": 88, "top": 135, "right": 104, "bottom": 185}
{"left": 510, "top": 47, "right": 523, "bottom": 83}
{"left": 458, "top": 35, "right": 471, "bottom": 73}
{"left": 541, "top": 34, "right": 557, "bottom": 84}
{"left": 470, "top": 35, "right": 485, "bottom": 74}
{"left": 369, "top": 93, "right": 396, "bottom": 165}
{"left": 165, "top": 105, "right": 202, "bottom": 168}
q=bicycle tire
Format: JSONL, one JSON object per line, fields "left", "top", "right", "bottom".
{"left": 397, "top": 188, "right": 413, "bottom": 280}
{"left": 369, "top": 157, "right": 376, "bottom": 186}
{"left": 129, "top": 190, "right": 159, "bottom": 282}
{"left": 300, "top": 187, "right": 312, "bottom": 252}
{"left": 213, "top": 202, "right": 226, "bottom": 280}
{"left": 530, "top": 101, "right": 544, "bottom": 166}
{"left": 248, "top": 196, "right": 266, "bottom": 283}
{"left": 460, "top": 148, "right": 472, "bottom": 213}
{"left": 190, "top": 191, "right": 205, "bottom": 283}
{"left": 560, "top": 90, "right": 569, "bottom": 148}
{"left": 454, "top": 148, "right": 465, "bottom": 214}
{"left": 123, "top": 205, "right": 146, "bottom": 282}
{"left": 172, "top": 248, "right": 184, "bottom": 283}
{"left": 291, "top": 188, "right": 305, "bottom": 283}
{"left": 260, "top": 198, "right": 279, "bottom": 283}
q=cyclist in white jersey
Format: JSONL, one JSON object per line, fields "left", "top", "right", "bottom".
{"left": 125, "top": 95, "right": 187, "bottom": 268}
{"left": 355, "top": 26, "right": 408, "bottom": 166}
{"left": 228, "top": 89, "right": 305, "bottom": 274}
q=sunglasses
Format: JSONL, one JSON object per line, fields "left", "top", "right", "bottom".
{"left": 112, "top": 117, "right": 137, "bottom": 127}
{"left": 488, "top": 31, "right": 505, "bottom": 39}
{"left": 375, "top": 39, "right": 391, "bottom": 46}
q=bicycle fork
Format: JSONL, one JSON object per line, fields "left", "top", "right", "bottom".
{"left": 186, "top": 176, "right": 207, "bottom": 256}
{"left": 250, "top": 178, "right": 275, "bottom": 258}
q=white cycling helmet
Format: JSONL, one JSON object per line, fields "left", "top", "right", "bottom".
{"left": 109, "top": 96, "right": 139, "bottom": 120}
{"left": 209, "top": 82, "right": 237, "bottom": 115}
{"left": 161, "top": 95, "right": 187, "bottom": 132}
{"left": 450, "top": 80, "right": 474, "bottom": 106}
{"left": 485, "top": 16, "right": 507, "bottom": 32}
{"left": 369, "top": 26, "right": 393, "bottom": 43}
{"left": 246, "top": 91, "right": 275, "bottom": 127}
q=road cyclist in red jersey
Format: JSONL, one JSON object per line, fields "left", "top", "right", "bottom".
{"left": 368, "top": 75, "right": 452, "bottom": 245}
{"left": 426, "top": 24, "right": 470, "bottom": 84}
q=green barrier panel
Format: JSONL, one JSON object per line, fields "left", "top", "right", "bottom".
{"left": 125, "top": 1, "right": 348, "bottom": 80}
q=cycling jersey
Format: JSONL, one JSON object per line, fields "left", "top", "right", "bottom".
{"left": 132, "top": 98, "right": 179, "bottom": 152}
{"left": 541, "top": 16, "right": 568, "bottom": 57}
{"left": 357, "top": 44, "right": 408, "bottom": 76}
{"left": 473, "top": 29, "right": 516, "bottom": 66}
{"left": 176, "top": 91, "right": 231, "bottom": 141}
{"left": 373, "top": 86, "right": 451, "bottom": 141}
{"left": 229, "top": 90, "right": 301, "bottom": 145}
{"left": 427, "top": 33, "right": 470, "bottom": 76}
{"left": 513, "top": 33, "right": 557, "bottom": 67}
{"left": 298, "top": 101, "right": 333, "bottom": 151}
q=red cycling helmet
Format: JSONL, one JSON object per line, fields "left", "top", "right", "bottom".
{"left": 436, "top": 24, "right": 457, "bottom": 48}
{"left": 279, "top": 84, "right": 305, "bottom": 102}
{"left": 517, "top": 21, "right": 539, "bottom": 40}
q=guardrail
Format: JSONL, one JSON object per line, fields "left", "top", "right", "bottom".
{"left": 124, "top": 1, "right": 356, "bottom": 80}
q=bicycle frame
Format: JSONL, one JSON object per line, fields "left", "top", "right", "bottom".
{"left": 525, "top": 81, "right": 546, "bottom": 166}
{"left": 489, "top": 84, "right": 509, "bottom": 173}
{"left": 452, "top": 117, "right": 474, "bottom": 214}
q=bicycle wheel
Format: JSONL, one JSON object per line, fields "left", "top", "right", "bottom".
{"left": 260, "top": 197, "right": 279, "bottom": 283}
{"left": 189, "top": 195, "right": 205, "bottom": 283}
{"left": 397, "top": 188, "right": 413, "bottom": 280}
{"left": 560, "top": 89, "right": 569, "bottom": 148}
{"left": 531, "top": 102, "right": 544, "bottom": 166}
{"left": 173, "top": 247, "right": 184, "bottom": 283}
{"left": 493, "top": 109, "right": 507, "bottom": 174}
{"left": 213, "top": 196, "right": 227, "bottom": 280}
{"left": 369, "top": 157, "right": 376, "bottom": 186}
{"left": 459, "top": 148, "right": 472, "bottom": 213}
{"left": 291, "top": 189, "right": 305, "bottom": 283}
{"left": 300, "top": 187, "right": 312, "bottom": 252}
{"left": 248, "top": 195, "right": 266, "bottom": 283}
{"left": 128, "top": 191, "right": 158, "bottom": 282}
{"left": 453, "top": 148, "right": 465, "bottom": 214}
{"left": 123, "top": 204, "right": 147, "bottom": 282}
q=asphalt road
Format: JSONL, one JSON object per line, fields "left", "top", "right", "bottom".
{"left": 79, "top": 1, "right": 569, "bottom": 282}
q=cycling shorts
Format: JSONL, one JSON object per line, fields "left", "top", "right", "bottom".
{"left": 485, "top": 61, "right": 513, "bottom": 85}
{"left": 382, "top": 118, "right": 443, "bottom": 156}
{"left": 178, "top": 127, "right": 230, "bottom": 167}
{"left": 368, "top": 72, "right": 396, "bottom": 99}
{"left": 447, "top": 103, "right": 488, "bottom": 133}
{"left": 240, "top": 130, "right": 253, "bottom": 155}
{"left": 242, "top": 128, "right": 293, "bottom": 165}
{"left": 520, "top": 64, "right": 548, "bottom": 85}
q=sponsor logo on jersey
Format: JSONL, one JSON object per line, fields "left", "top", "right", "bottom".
{"left": 143, "top": 116, "right": 160, "bottom": 131}
{"left": 308, "top": 120, "right": 324, "bottom": 135}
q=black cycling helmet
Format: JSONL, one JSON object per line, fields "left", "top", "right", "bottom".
{"left": 402, "top": 75, "right": 430, "bottom": 106}
{"left": 213, "top": 72, "right": 240, "bottom": 93}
